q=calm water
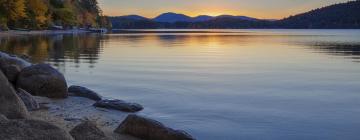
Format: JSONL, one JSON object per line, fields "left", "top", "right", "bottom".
{"left": 1, "top": 29, "right": 360, "bottom": 140}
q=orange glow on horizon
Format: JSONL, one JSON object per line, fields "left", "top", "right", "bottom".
{"left": 99, "top": 0, "right": 347, "bottom": 19}
{"left": 102, "top": 8, "right": 301, "bottom": 19}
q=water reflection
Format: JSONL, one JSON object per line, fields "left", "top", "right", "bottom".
{"left": 310, "top": 43, "right": 360, "bottom": 61}
{"left": 1, "top": 30, "right": 360, "bottom": 140}
{"left": 0, "top": 34, "right": 103, "bottom": 70}
{"left": 1, "top": 33, "right": 360, "bottom": 66}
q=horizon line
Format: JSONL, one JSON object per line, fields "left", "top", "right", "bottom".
{"left": 109, "top": 12, "right": 280, "bottom": 20}
{"left": 101, "top": 0, "right": 350, "bottom": 20}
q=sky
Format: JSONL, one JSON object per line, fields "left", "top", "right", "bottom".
{"left": 98, "top": 0, "right": 349, "bottom": 19}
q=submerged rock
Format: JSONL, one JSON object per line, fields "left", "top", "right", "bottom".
{"left": 0, "top": 70, "right": 29, "bottom": 119}
{"left": 70, "top": 121, "right": 110, "bottom": 140}
{"left": 17, "top": 63, "right": 68, "bottom": 98}
{"left": 68, "top": 85, "right": 102, "bottom": 101}
{"left": 0, "top": 117, "right": 73, "bottom": 140}
{"left": 93, "top": 99, "right": 143, "bottom": 112}
{"left": 115, "top": 114, "right": 195, "bottom": 140}
{"left": 16, "top": 88, "right": 40, "bottom": 111}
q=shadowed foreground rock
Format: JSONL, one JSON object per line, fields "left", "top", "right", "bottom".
{"left": 17, "top": 63, "right": 68, "bottom": 98}
{"left": 0, "top": 71, "right": 29, "bottom": 119}
{"left": 115, "top": 114, "right": 195, "bottom": 140}
{"left": 0, "top": 116, "right": 73, "bottom": 140}
{"left": 70, "top": 121, "right": 110, "bottom": 140}
{"left": 68, "top": 85, "right": 102, "bottom": 101}
{"left": 16, "top": 88, "right": 40, "bottom": 111}
{"left": 94, "top": 99, "right": 143, "bottom": 112}
{"left": 3, "top": 64, "right": 21, "bottom": 83}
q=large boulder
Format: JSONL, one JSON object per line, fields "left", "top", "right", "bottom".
{"left": 0, "top": 70, "right": 29, "bottom": 119}
{"left": 0, "top": 52, "right": 31, "bottom": 83}
{"left": 17, "top": 63, "right": 68, "bottom": 98}
{"left": 16, "top": 88, "right": 40, "bottom": 111}
{"left": 93, "top": 99, "right": 143, "bottom": 112}
{"left": 70, "top": 121, "right": 110, "bottom": 140}
{"left": 0, "top": 51, "right": 31, "bottom": 70}
{"left": 0, "top": 117, "right": 74, "bottom": 140}
{"left": 68, "top": 85, "right": 102, "bottom": 101}
{"left": 114, "top": 114, "right": 195, "bottom": 140}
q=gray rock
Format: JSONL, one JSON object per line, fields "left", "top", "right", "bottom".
{"left": 0, "top": 52, "right": 31, "bottom": 83}
{"left": 115, "top": 114, "right": 195, "bottom": 140}
{"left": 70, "top": 121, "right": 110, "bottom": 140}
{"left": 0, "top": 119, "right": 73, "bottom": 140}
{"left": 0, "top": 70, "right": 29, "bottom": 119}
{"left": 18, "top": 54, "right": 31, "bottom": 61}
{"left": 16, "top": 88, "right": 40, "bottom": 111}
{"left": 0, "top": 114, "right": 8, "bottom": 122}
{"left": 0, "top": 51, "right": 31, "bottom": 70}
{"left": 68, "top": 85, "right": 102, "bottom": 101}
{"left": 17, "top": 63, "right": 68, "bottom": 98}
{"left": 93, "top": 99, "right": 143, "bottom": 112}
{"left": 64, "top": 117, "right": 83, "bottom": 122}
{"left": 2, "top": 64, "right": 21, "bottom": 83}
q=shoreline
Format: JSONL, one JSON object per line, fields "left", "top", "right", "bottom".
{"left": 0, "top": 30, "right": 91, "bottom": 37}
{"left": 0, "top": 51, "right": 196, "bottom": 140}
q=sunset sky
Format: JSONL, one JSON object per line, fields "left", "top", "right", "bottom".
{"left": 98, "top": 0, "right": 348, "bottom": 19}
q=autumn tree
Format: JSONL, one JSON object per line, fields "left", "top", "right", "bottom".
{"left": 27, "top": 0, "right": 49, "bottom": 29}
{"left": 0, "top": 0, "right": 111, "bottom": 30}
{"left": 0, "top": 0, "right": 7, "bottom": 29}
{"left": 0, "top": 0, "right": 26, "bottom": 29}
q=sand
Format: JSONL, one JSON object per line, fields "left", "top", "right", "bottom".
{"left": 30, "top": 96, "right": 140, "bottom": 140}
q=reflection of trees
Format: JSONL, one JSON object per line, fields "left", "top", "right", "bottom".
{"left": 312, "top": 44, "right": 360, "bottom": 56}
{"left": 0, "top": 34, "right": 102, "bottom": 71}
{"left": 310, "top": 43, "right": 360, "bottom": 62}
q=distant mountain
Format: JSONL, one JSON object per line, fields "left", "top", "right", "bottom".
{"left": 152, "top": 12, "right": 258, "bottom": 23}
{"left": 153, "top": 12, "right": 193, "bottom": 23}
{"left": 193, "top": 15, "right": 214, "bottom": 22}
{"left": 215, "top": 15, "right": 259, "bottom": 21}
{"left": 110, "top": 16, "right": 156, "bottom": 29}
{"left": 121, "top": 15, "right": 149, "bottom": 20}
{"left": 111, "top": 1, "right": 360, "bottom": 29}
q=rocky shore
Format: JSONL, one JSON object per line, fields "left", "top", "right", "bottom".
{"left": 0, "top": 51, "right": 195, "bottom": 140}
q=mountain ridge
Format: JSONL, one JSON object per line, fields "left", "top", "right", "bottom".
{"left": 112, "top": 12, "right": 260, "bottom": 23}
{"left": 110, "top": 0, "right": 360, "bottom": 29}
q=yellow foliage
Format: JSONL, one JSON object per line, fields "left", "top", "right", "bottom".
{"left": 28, "top": 0, "right": 49, "bottom": 26}
{"left": 7, "top": 0, "right": 27, "bottom": 20}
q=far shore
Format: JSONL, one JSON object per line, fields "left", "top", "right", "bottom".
{"left": 0, "top": 30, "right": 92, "bottom": 37}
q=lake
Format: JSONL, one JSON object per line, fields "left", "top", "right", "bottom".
{"left": 1, "top": 29, "right": 360, "bottom": 140}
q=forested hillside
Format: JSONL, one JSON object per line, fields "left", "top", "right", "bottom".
{"left": 0, "top": 0, "right": 111, "bottom": 30}
{"left": 277, "top": 0, "right": 360, "bottom": 28}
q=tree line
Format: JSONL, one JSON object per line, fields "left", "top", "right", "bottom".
{"left": 0, "top": 0, "right": 111, "bottom": 30}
